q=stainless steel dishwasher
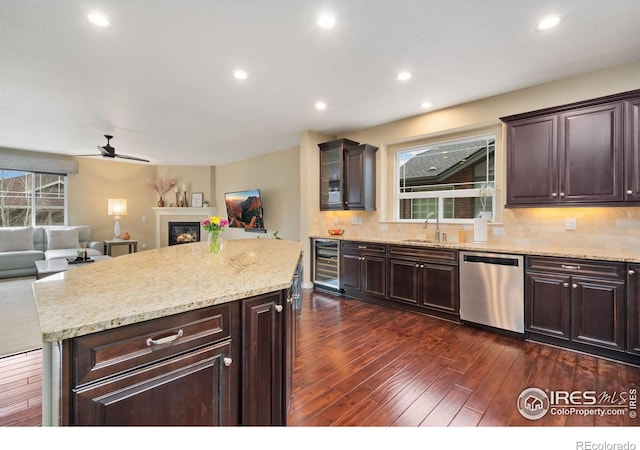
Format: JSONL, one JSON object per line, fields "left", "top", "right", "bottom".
{"left": 459, "top": 251, "right": 525, "bottom": 334}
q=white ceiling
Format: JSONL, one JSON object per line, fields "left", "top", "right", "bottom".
{"left": 1, "top": 0, "right": 640, "bottom": 166}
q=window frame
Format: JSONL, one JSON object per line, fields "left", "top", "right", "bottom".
{"left": 0, "top": 169, "right": 69, "bottom": 227}
{"left": 393, "top": 134, "right": 496, "bottom": 224}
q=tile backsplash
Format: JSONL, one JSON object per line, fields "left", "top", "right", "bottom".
{"left": 311, "top": 207, "right": 640, "bottom": 253}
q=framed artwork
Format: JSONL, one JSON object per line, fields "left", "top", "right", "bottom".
{"left": 191, "top": 192, "right": 204, "bottom": 207}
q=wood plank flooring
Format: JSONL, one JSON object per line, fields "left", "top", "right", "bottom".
{"left": 288, "top": 290, "right": 640, "bottom": 427}
{"left": 1, "top": 289, "right": 638, "bottom": 427}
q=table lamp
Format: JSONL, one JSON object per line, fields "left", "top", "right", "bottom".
{"left": 108, "top": 199, "right": 127, "bottom": 239}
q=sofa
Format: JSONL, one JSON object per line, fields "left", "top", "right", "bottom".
{"left": 0, "top": 225, "right": 102, "bottom": 279}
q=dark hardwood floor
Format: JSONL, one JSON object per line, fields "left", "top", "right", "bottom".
{"left": 1, "top": 289, "right": 638, "bottom": 427}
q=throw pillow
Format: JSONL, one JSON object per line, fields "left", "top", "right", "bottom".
{"left": 0, "top": 227, "right": 34, "bottom": 252}
{"left": 46, "top": 228, "right": 80, "bottom": 250}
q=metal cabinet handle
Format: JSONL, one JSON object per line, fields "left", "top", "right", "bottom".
{"left": 561, "top": 264, "right": 581, "bottom": 270}
{"left": 572, "top": 284, "right": 578, "bottom": 289}
{"left": 563, "top": 282, "right": 569, "bottom": 287}
{"left": 146, "top": 329, "right": 184, "bottom": 347}
{"left": 551, "top": 193, "right": 558, "bottom": 198}
{"left": 223, "top": 357, "right": 232, "bottom": 367}
{"left": 630, "top": 270, "right": 636, "bottom": 275}
{"left": 560, "top": 192, "right": 566, "bottom": 198}
{"left": 358, "top": 245, "right": 367, "bottom": 249}
{"left": 420, "top": 264, "right": 424, "bottom": 268}
{"left": 415, "top": 264, "right": 420, "bottom": 268}
{"left": 627, "top": 190, "right": 633, "bottom": 195}
{"left": 275, "top": 304, "right": 283, "bottom": 313}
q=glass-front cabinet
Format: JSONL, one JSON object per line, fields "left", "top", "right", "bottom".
{"left": 319, "top": 138, "right": 377, "bottom": 211}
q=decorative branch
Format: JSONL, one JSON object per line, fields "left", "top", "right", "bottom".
{"left": 147, "top": 177, "right": 177, "bottom": 198}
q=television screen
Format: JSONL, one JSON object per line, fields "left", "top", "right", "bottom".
{"left": 224, "top": 189, "right": 265, "bottom": 230}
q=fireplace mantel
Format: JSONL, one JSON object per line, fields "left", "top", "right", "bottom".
{"left": 152, "top": 207, "right": 217, "bottom": 248}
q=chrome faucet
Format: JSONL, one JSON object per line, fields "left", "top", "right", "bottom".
{"left": 424, "top": 212, "right": 441, "bottom": 241}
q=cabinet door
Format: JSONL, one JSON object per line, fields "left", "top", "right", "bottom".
{"left": 242, "top": 292, "right": 283, "bottom": 426}
{"left": 388, "top": 258, "right": 420, "bottom": 304}
{"left": 362, "top": 254, "right": 387, "bottom": 298}
{"left": 628, "top": 265, "right": 640, "bottom": 355}
{"left": 341, "top": 252, "right": 362, "bottom": 291}
{"left": 506, "top": 115, "right": 558, "bottom": 205}
{"left": 559, "top": 102, "right": 624, "bottom": 203}
{"left": 624, "top": 98, "right": 640, "bottom": 201}
{"left": 344, "top": 144, "right": 377, "bottom": 210}
{"left": 571, "top": 277, "right": 626, "bottom": 352}
{"left": 72, "top": 341, "right": 233, "bottom": 426}
{"left": 319, "top": 145, "right": 343, "bottom": 210}
{"left": 421, "top": 263, "right": 459, "bottom": 313}
{"left": 526, "top": 272, "right": 571, "bottom": 340}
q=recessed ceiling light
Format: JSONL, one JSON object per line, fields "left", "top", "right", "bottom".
{"left": 317, "top": 14, "right": 336, "bottom": 30}
{"left": 87, "top": 12, "right": 110, "bottom": 28}
{"left": 420, "top": 101, "right": 433, "bottom": 109}
{"left": 315, "top": 101, "right": 327, "bottom": 110}
{"left": 233, "top": 69, "right": 248, "bottom": 80}
{"left": 536, "top": 15, "right": 561, "bottom": 31}
{"left": 397, "top": 71, "right": 412, "bottom": 81}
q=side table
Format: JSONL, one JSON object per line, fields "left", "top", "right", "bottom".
{"left": 103, "top": 239, "right": 138, "bottom": 256}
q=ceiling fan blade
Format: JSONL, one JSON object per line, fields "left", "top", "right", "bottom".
{"left": 98, "top": 145, "right": 115, "bottom": 157}
{"left": 115, "top": 154, "right": 150, "bottom": 163}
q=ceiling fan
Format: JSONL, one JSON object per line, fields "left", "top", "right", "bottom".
{"left": 78, "top": 135, "right": 150, "bottom": 163}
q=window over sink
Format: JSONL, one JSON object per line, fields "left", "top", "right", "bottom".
{"left": 394, "top": 134, "right": 495, "bottom": 223}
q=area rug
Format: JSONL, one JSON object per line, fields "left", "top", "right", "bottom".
{"left": 0, "top": 276, "right": 42, "bottom": 357}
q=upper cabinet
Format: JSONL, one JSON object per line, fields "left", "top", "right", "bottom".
{"left": 319, "top": 138, "right": 378, "bottom": 211}
{"left": 502, "top": 90, "right": 640, "bottom": 207}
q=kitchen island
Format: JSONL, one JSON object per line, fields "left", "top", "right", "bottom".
{"left": 33, "top": 239, "right": 303, "bottom": 426}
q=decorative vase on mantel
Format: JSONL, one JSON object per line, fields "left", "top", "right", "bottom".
{"left": 208, "top": 230, "right": 223, "bottom": 254}
{"left": 158, "top": 197, "right": 165, "bottom": 207}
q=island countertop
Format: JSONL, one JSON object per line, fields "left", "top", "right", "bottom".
{"left": 32, "top": 239, "right": 303, "bottom": 343}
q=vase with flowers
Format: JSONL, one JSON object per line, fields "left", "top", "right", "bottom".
{"left": 202, "top": 216, "right": 229, "bottom": 253}
{"left": 147, "top": 177, "right": 177, "bottom": 207}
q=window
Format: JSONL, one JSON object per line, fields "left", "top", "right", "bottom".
{"left": 396, "top": 135, "right": 495, "bottom": 222}
{"left": 0, "top": 170, "right": 67, "bottom": 227}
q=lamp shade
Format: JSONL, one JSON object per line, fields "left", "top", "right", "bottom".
{"left": 108, "top": 199, "right": 127, "bottom": 216}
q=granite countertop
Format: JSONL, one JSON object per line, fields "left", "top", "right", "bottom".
{"left": 32, "top": 239, "right": 303, "bottom": 342}
{"left": 311, "top": 235, "right": 640, "bottom": 263}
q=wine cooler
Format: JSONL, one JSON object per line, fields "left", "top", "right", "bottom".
{"left": 312, "top": 238, "right": 340, "bottom": 292}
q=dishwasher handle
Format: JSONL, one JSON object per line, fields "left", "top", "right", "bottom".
{"left": 462, "top": 254, "right": 520, "bottom": 267}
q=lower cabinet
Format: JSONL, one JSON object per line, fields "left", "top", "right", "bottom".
{"left": 628, "top": 264, "right": 640, "bottom": 356}
{"left": 340, "top": 241, "right": 387, "bottom": 299}
{"left": 526, "top": 256, "right": 628, "bottom": 358}
{"left": 388, "top": 246, "right": 459, "bottom": 320}
{"left": 62, "top": 283, "right": 299, "bottom": 426}
{"left": 241, "top": 292, "right": 284, "bottom": 426}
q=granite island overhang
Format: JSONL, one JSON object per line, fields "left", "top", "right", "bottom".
{"left": 32, "top": 238, "right": 303, "bottom": 426}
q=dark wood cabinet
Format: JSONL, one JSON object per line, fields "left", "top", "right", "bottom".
{"left": 525, "top": 256, "right": 627, "bottom": 357}
{"left": 627, "top": 264, "right": 640, "bottom": 356}
{"left": 72, "top": 341, "right": 233, "bottom": 426}
{"left": 62, "top": 275, "right": 301, "bottom": 426}
{"left": 388, "top": 246, "right": 459, "bottom": 320}
{"left": 241, "top": 292, "right": 284, "bottom": 426}
{"left": 625, "top": 98, "right": 640, "bottom": 201}
{"left": 502, "top": 90, "right": 640, "bottom": 207}
{"left": 319, "top": 139, "right": 377, "bottom": 211}
{"left": 340, "top": 241, "right": 386, "bottom": 299}
{"left": 66, "top": 302, "right": 239, "bottom": 426}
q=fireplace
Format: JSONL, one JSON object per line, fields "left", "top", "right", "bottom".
{"left": 168, "top": 221, "right": 201, "bottom": 246}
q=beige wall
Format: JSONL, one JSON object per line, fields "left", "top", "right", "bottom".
{"left": 215, "top": 146, "right": 300, "bottom": 242}
{"left": 68, "top": 157, "right": 157, "bottom": 254}
{"left": 302, "top": 60, "right": 640, "bottom": 261}
{"left": 155, "top": 166, "right": 215, "bottom": 207}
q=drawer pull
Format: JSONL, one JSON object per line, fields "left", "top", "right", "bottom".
{"left": 630, "top": 270, "right": 636, "bottom": 275}
{"left": 561, "top": 264, "right": 581, "bottom": 271}
{"left": 627, "top": 190, "right": 633, "bottom": 195}
{"left": 572, "top": 284, "right": 578, "bottom": 289}
{"left": 275, "top": 304, "right": 283, "bottom": 313}
{"left": 223, "top": 357, "right": 233, "bottom": 367}
{"left": 146, "top": 329, "right": 184, "bottom": 347}
{"left": 358, "top": 245, "right": 367, "bottom": 249}
{"left": 563, "top": 282, "right": 569, "bottom": 287}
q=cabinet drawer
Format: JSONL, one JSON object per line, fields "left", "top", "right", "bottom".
{"left": 72, "top": 302, "right": 236, "bottom": 386}
{"left": 389, "top": 245, "right": 458, "bottom": 264}
{"left": 526, "top": 256, "right": 625, "bottom": 279}
{"left": 341, "top": 241, "right": 387, "bottom": 254}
